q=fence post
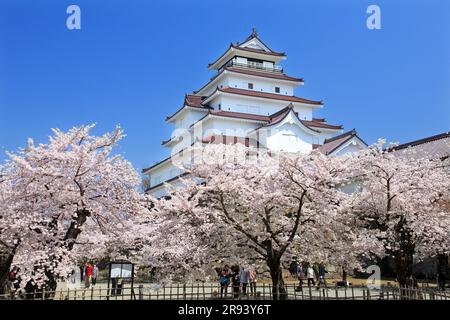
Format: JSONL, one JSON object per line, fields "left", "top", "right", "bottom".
{"left": 202, "top": 283, "right": 206, "bottom": 300}
{"left": 183, "top": 283, "right": 186, "bottom": 300}
{"left": 91, "top": 287, "right": 94, "bottom": 300}
{"left": 309, "top": 285, "right": 312, "bottom": 300}
{"left": 42, "top": 288, "right": 45, "bottom": 300}
{"left": 139, "top": 285, "right": 143, "bottom": 300}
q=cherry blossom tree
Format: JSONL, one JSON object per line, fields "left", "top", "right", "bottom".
{"left": 347, "top": 141, "right": 450, "bottom": 287}
{"left": 150, "top": 144, "right": 362, "bottom": 299}
{"left": 0, "top": 124, "right": 145, "bottom": 293}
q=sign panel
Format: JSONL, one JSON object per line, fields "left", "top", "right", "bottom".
{"left": 110, "top": 263, "right": 133, "bottom": 278}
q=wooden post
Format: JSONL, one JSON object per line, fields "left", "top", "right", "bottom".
{"left": 183, "top": 283, "right": 186, "bottom": 300}
{"left": 42, "top": 288, "right": 45, "bottom": 300}
{"left": 139, "top": 285, "right": 144, "bottom": 300}
{"left": 202, "top": 283, "right": 206, "bottom": 300}
{"left": 91, "top": 287, "right": 94, "bottom": 300}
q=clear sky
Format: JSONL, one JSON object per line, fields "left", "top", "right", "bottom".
{"left": 0, "top": 0, "right": 449, "bottom": 172}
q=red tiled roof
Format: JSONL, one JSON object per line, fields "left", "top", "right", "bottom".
{"left": 224, "top": 66, "right": 303, "bottom": 82}
{"left": 185, "top": 95, "right": 204, "bottom": 108}
{"left": 230, "top": 44, "right": 286, "bottom": 57}
{"left": 208, "top": 44, "right": 286, "bottom": 69}
{"left": 254, "top": 105, "right": 320, "bottom": 133}
{"left": 317, "top": 129, "right": 366, "bottom": 155}
{"left": 208, "top": 110, "right": 269, "bottom": 122}
{"left": 166, "top": 94, "right": 212, "bottom": 121}
{"left": 215, "top": 87, "right": 323, "bottom": 105}
{"left": 303, "top": 120, "right": 343, "bottom": 130}
{"left": 192, "top": 105, "right": 342, "bottom": 133}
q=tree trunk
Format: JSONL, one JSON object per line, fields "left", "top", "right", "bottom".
{"left": 0, "top": 252, "right": 14, "bottom": 295}
{"left": 267, "top": 257, "right": 287, "bottom": 300}
{"left": 394, "top": 251, "right": 415, "bottom": 299}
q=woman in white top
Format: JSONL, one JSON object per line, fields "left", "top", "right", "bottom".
{"left": 306, "top": 265, "right": 316, "bottom": 287}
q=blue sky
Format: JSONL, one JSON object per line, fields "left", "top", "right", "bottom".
{"left": 0, "top": 0, "right": 449, "bottom": 172}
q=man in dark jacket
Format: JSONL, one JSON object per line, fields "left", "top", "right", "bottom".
{"left": 231, "top": 266, "right": 240, "bottom": 299}
{"left": 317, "top": 262, "right": 328, "bottom": 289}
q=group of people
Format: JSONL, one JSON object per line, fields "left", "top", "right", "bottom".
{"left": 74, "top": 262, "right": 98, "bottom": 288}
{"left": 289, "top": 259, "right": 328, "bottom": 291}
{"left": 218, "top": 265, "right": 257, "bottom": 299}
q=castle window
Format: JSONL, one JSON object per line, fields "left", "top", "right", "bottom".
{"left": 275, "top": 87, "right": 280, "bottom": 93}
{"left": 248, "top": 83, "right": 253, "bottom": 89}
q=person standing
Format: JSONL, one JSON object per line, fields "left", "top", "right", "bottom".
{"left": 317, "top": 262, "right": 328, "bottom": 289}
{"left": 313, "top": 262, "right": 320, "bottom": 283}
{"left": 295, "top": 262, "right": 305, "bottom": 291}
{"left": 80, "top": 265, "right": 84, "bottom": 283}
{"left": 70, "top": 269, "right": 76, "bottom": 284}
{"left": 306, "top": 263, "right": 316, "bottom": 287}
{"left": 248, "top": 268, "right": 257, "bottom": 297}
{"left": 289, "top": 257, "right": 298, "bottom": 278}
{"left": 231, "top": 266, "right": 240, "bottom": 299}
{"left": 84, "top": 262, "right": 93, "bottom": 288}
{"left": 92, "top": 264, "right": 98, "bottom": 286}
{"left": 240, "top": 267, "right": 249, "bottom": 296}
{"left": 219, "top": 268, "right": 230, "bottom": 299}
{"left": 437, "top": 268, "right": 446, "bottom": 291}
